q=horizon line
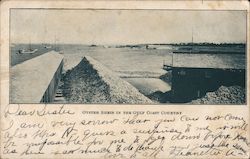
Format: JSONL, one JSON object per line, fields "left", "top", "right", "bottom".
{"left": 11, "top": 42, "right": 246, "bottom": 45}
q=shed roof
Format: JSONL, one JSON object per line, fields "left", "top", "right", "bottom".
{"left": 10, "top": 51, "right": 64, "bottom": 103}
{"left": 172, "top": 53, "right": 245, "bottom": 69}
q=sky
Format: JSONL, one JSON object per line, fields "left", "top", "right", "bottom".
{"left": 10, "top": 9, "right": 246, "bottom": 44}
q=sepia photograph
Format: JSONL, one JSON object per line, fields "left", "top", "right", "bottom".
{"left": 10, "top": 9, "right": 246, "bottom": 104}
{"left": 1, "top": 1, "right": 249, "bottom": 158}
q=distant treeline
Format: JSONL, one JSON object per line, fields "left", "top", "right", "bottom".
{"left": 11, "top": 43, "right": 246, "bottom": 53}
{"left": 12, "top": 42, "right": 246, "bottom": 46}
{"left": 170, "top": 43, "right": 245, "bottom": 47}
{"left": 172, "top": 43, "right": 245, "bottom": 54}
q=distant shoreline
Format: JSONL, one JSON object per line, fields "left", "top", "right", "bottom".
{"left": 11, "top": 43, "right": 246, "bottom": 46}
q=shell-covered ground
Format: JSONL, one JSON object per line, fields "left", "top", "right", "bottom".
{"left": 62, "top": 56, "right": 154, "bottom": 104}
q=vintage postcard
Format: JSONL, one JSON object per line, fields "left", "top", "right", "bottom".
{"left": 1, "top": 0, "right": 249, "bottom": 158}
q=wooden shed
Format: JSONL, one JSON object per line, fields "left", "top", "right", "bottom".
{"left": 10, "top": 51, "right": 64, "bottom": 103}
{"left": 164, "top": 53, "right": 245, "bottom": 103}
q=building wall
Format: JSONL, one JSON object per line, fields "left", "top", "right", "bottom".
{"left": 171, "top": 68, "right": 245, "bottom": 103}
{"left": 40, "top": 60, "right": 64, "bottom": 103}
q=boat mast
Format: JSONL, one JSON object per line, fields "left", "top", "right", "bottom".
{"left": 172, "top": 52, "right": 174, "bottom": 67}
{"left": 192, "top": 27, "right": 194, "bottom": 44}
{"left": 54, "top": 35, "right": 57, "bottom": 51}
{"left": 191, "top": 27, "right": 194, "bottom": 53}
{"left": 29, "top": 39, "right": 31, "bottom": 51}
{"left": 44, "top": 25, "right": 47, "bottom": 46}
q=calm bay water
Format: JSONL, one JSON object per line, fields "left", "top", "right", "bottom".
{"left": 62, "top": 46, "right": 172, "bottom": 76}
{"left": 62, "top": 46, "right": 173, "bottom": 95}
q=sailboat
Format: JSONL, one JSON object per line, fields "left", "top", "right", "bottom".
{"left": 44, "top": 45, "right": 52, "bottom": 49}
{"left": 163, "top": 27, "right": 194, "bottom": 70}
{"left": 19, "top": 41, "right": 38, "bottom": 54}
{"left": 190, "top": 27, "right": 194, "bottom": 53}
{"left": 54, "top": 35, "right": 63, "bottom": 54}
{"left": 43, "top": 25, "right": 52, "bottom": 49}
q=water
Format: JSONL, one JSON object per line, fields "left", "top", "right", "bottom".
{"left": 11, "top": 44, "right": 55, "bottom": 66}
{"left": 62, "top": 46, "right": 173, "bottom": 96}
{"left": 63, "top": 46, "right": 172, "bottom": 76}
{"left": 125, "top": 78, "right": 171, "bottom": 95}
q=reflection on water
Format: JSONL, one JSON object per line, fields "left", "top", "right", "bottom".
{"left": 125, "top": 78, "right": 171, "bottom": 95}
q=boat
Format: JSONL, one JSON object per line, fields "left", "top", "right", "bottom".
{"left": 44, "top": 45, "right": 52, "bottom": 49}
{"left": 18, "top": 48, "right": 38, "bottom": 54}
{"left": 18, "top": 41, "right": 38, "bottom": 54}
